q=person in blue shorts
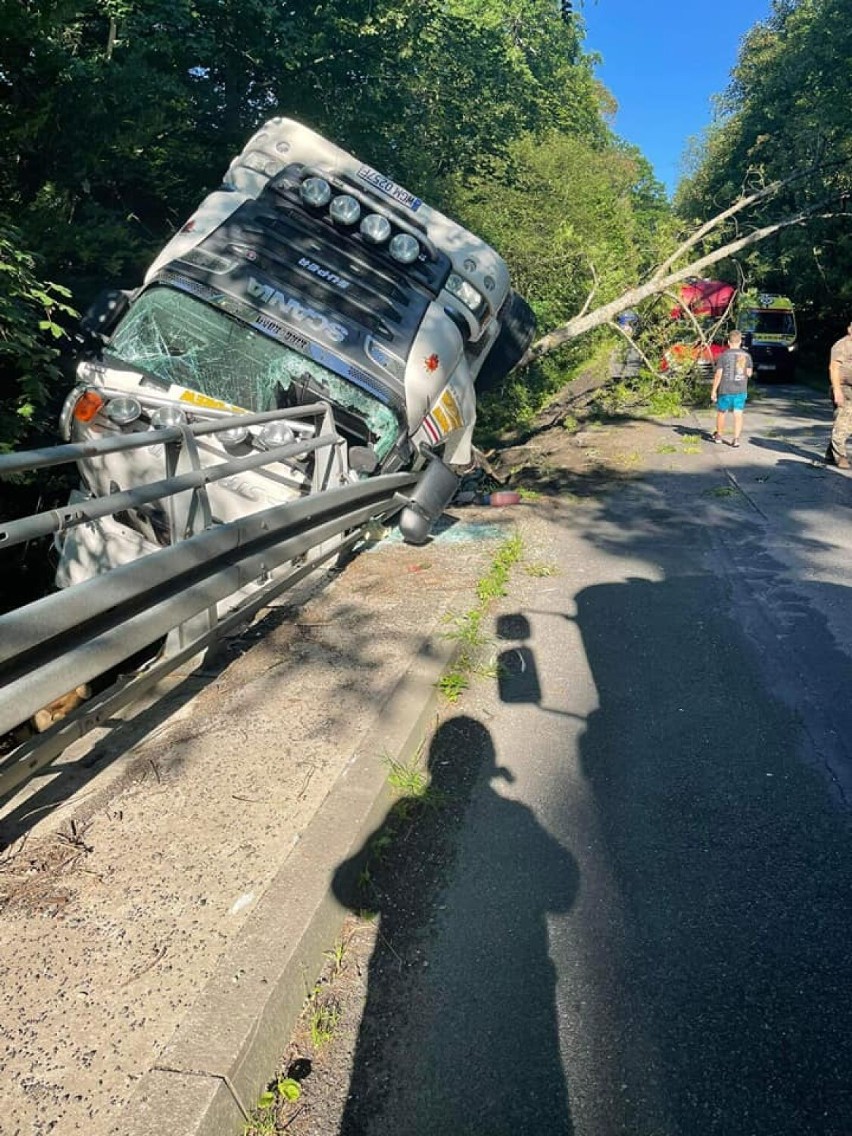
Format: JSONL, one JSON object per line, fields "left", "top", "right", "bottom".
{"left": 710, "top": 329, "right": 753, "bottom": 447}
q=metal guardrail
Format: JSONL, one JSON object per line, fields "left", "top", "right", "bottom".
{"left": 0, "top": 402, "right": 419, "bottom": 798}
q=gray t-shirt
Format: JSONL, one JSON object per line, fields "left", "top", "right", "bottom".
{"left": 716, "top": 348, "right": 753, "bottom": 394}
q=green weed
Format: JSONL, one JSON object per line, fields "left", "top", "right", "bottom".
{"left": 385, "top": 751, "right": 429, "bottom": 798}
{"left": 647, "top": 388, "right": 686, "bottom": 417}
{"left": 438, "top": 534, "right": 524, "bottom": 702}
{"left": 524, "top": 561, "right": 558, "bottom": 577}
{"left": 442, "top": 606, "right": 488, "bottom": 648}
{"left": 309, "top": 999, "right": 340, "bottom": 1049}
{"left": 368, "top": 830, "right": 395, "bottom": 858}
{"left": 324, "top": 939, "right": 347, "bottom": 977}
{"left": 471, "top": 658, "right": 500, "bottom": 680}
{"left": 437, "top": 669, "right": 470, "bottom": 702}
{"left": 611, "top": 450, "right": 643, "bottom": 469}
{"left": 244, "top": 1078, "right": 302, "bottom": 1135}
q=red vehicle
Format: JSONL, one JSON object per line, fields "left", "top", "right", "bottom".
{"left": 660, "top": 278, "right": 736, "bottom": 378}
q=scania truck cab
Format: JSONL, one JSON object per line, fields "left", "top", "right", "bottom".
{"left": 56, "top": 117, "right": 535, "bottom": 586}
{"left": 736, "top": 292, "right": 797, "bottom": 380}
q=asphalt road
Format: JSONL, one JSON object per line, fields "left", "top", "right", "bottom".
{"left": 333, "top": 387, "right": 852, "bottom": 1136}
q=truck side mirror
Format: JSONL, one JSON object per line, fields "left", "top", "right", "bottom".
{"left": 79, "top": 289, "right": 131, "bottom": 342}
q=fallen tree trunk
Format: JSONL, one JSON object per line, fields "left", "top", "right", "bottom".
{"left": 518, "top": 191, "right": 848, "bottom": 369}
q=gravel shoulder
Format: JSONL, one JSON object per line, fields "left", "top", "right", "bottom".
{"left": 0, "top": 512, "right": 518, "bottom": 1136}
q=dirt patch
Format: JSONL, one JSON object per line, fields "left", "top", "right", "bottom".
{"left": 488, "top": 406, "right": 692, "bottom": 500}
{"left": 0, "top": 827, "right": 95, "bottom": 918}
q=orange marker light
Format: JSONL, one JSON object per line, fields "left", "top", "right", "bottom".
{"left": 73, "top": 390, "right": 105, "bottom": 422}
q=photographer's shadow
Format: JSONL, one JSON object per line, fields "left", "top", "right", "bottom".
{"left": 333, "top": 714, "right": 579, "bottom": 1135}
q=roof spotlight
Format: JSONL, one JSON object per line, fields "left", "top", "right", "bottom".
{"left": 259, "top": 421, "right": 296, "bottom": 448}
{"left": 360, "top": 214, "right": 392, "bottom": 244}
{"left": 150, "top": 405, "right": 187, "bottom": 429}
{"left": 329, "top": 194, "right": 361, "bottom": 225}
{"left": 217, "top": 425, "right": 250, "bottom": 448}
{"left": 389, "top": 233, "right": 420, "bottom": 264}
{"left": 300, "top": 177, "right": 332, "bottom": 208}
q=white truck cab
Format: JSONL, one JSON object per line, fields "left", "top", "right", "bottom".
{"left": 57, "top": 117, "right": 535, "bottom": 582}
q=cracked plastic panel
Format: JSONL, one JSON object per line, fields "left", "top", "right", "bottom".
{"left": 109, "top": 287, "right": 400, "bottom": 458}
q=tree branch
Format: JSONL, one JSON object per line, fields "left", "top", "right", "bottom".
{"left": 651, "top": 156, "right": 850, "bottom": 280}
{"left": 607, "top": 320, "right": 658, "bottom": 377}
{"left": 519, "top": 199, "right": 849, "bottom": 367}
{"left": 577, "top": 262, "right": 600, "bottom": 319}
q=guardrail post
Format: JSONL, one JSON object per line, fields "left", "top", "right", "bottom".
{"left": 162, "top": 426, "right": 217, "bottom": 662}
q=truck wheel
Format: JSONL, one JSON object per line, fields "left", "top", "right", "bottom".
{"left": 475, "top": 290, "right": 537, "bottom": 393}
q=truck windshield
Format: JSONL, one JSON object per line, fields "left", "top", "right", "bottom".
{"left": 109, "top": 286, "right": 400, "bottom": 458}
{"left": 744, "top": 311, "right": 796, "bottom": 336}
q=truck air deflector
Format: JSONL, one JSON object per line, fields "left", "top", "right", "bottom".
{"left": 171, "top": 200, "right": 428, "bottom": 359}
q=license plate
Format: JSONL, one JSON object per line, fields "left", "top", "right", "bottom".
{"left": 758, "top": 363, "right": 776, "bottom": 371}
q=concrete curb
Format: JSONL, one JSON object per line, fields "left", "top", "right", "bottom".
{"left": 118, "top": 630, "right": 460, "bottom": 1136}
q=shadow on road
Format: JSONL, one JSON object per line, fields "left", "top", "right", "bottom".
{"left": 332, "top": 714, "right": 579, "bottom": 1135}
{"left": 564, "top": 570, "right": 852, "bottom": 1134}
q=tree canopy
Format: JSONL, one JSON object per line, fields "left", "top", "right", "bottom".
{"left": 675, "top": 0, "right": 852, "bottom": 338}
{"left": 12, "top": 0, "right": 852, "bottom": 454}
{"left": 1, "top": 0, "right": 672, "bottom": 451}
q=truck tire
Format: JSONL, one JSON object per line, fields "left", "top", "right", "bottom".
{"left": 475, "top": 290, "right": 537, "bottom": 393}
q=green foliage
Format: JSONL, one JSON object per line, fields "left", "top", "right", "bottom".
{"left": 0, "top": 0, "right": 675, "bottom": 462}
{"left": 309, "top": 999, "right": 340, "bottom": 1049}
{"left": 437, "top": 534, "right": 524, "bottom": 702}
{"left": 244, "top": 1078, "right": 301, "bottom": 1135}
{"left": 385, "top": 752, "right": 429, "bottom": 799}
{"left": 437, "top": 669, "right": 471, "bottom": 702}
{"left": 675, "top": 0, "right": 852, "bottom": 345}
{"left": 0, "top": 224, "right": 77, "bottom": 453}
{"left": 450, "top": 131, "right": 669, "bottom": 334}
{"left": 476, "top": 352, "right": 588, "bottom": 444}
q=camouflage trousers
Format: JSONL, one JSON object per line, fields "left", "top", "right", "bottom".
{"left": 828, "top": 398, "right": 852, "bottom": 462}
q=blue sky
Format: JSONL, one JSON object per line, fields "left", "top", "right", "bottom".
{"left": 579, "top": 0, "right": 775, "bottom": 196}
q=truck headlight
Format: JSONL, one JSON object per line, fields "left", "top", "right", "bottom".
{"left": 258, "top": 421, "right": 295, "bottom": 448}
{"left": 330, "top": 195, "right": 361, "bottom": 225}
{"left": 217, "top": 425, "right": 250, "bottom": 448}
{"left": 446, "top": 273, "right": 486, "bottom": 318}
{"left": 105, "top": 396, "right": 142, "bottom": 426}
{"left": 360, "top": 214, "right": 392, "bottom": 244}
{"left": 150, "top": 405, "right": 187, "bottom": 429}
{"left": 389, "top": 233, "right": 420, "bottom": 264}
{"left": 300, "top": 177, "right": 332, "bottom": 208}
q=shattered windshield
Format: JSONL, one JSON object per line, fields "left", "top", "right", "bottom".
{"left": 109, "top": 286, "right": 400, "bottom": 458}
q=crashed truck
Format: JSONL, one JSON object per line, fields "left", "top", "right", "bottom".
{"left": 56, "top": 117, "right": 535, "bottom": 598}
